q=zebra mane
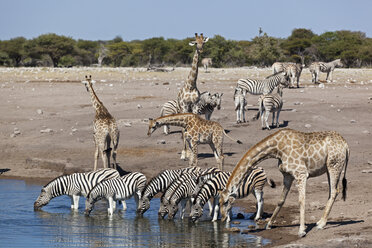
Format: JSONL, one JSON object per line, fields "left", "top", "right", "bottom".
{"left": 43, "top": 174, "right": 72, "bottom": 188}
{"left": 265, "top": 71, "right": 284, "bottom": 79}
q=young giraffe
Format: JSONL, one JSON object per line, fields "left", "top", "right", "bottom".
{"left": 219, "top": 128, "right": 349, "bottom": 237}
{"left": 82, "top": 75, "right": 120, "bottom": 170}
{"left": 147, "top": 113, "right": 242, "bottom": 170}
{"left": 177, "top": 33, "right": 209, "bottom": 113}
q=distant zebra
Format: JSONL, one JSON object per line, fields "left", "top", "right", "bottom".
{"left": 255, "top": 85, "right": 284, "bottom": 130}
{"left": 160, "top": 99, "right": 181, "bottom": 134}
{"left": 309, "top": 59, "right": 343, "bottom": 83}
{"left": 272, "top": 62, "right": 304, "bottom": 88}
{"left": 34, "top": 168, "right": 120, "bottom": 211}
{"left": 158, "top": 172, "right": 198, "bottom": 219}
{"left": 202, "top": 58, "right": 213, "bottom": 73}
{"left": 272, "top": 62, "right": 295, "bottom": 74}
{"left": 233, "top": 87, "right": 247, "bottom": 123}
{"left": 137, "top": 167, "right": 219, "bottom": 215}
{"left": 85, "top": 172, "right": 147, "bottom": 216}
{"left": 190, "top": 167, "right": 275, "bottom": 222}
{"left": 192, "top": 92, "right": 223, "bottom": 120}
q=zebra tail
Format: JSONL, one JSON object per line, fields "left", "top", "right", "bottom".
{"left": 342, "top": 148, "right": 349, "bottom": 201}
{"left": 223, "top": 130, "right": 242, "bottom": 144}
{"left": 268, "top": 179, "right": 276, "bottom": 188}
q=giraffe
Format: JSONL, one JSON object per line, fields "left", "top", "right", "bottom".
{"left": 81, "top": 75, "right": 120, "bottom": 170}
{"left": 219, "top": 128, "right": 349, "bottom": 237}
{"left": 177, "top": 33, "right": 209, "bottom": 114}
{"left": 147, "top": 113, "right": 242, "bottom": 170}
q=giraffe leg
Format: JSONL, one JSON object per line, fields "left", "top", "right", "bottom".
{"left": 180, "top": 129, "right": 187, "bottom": 160}
{"left": 317, "top": 167, "right": 342, "bottom": 229}
{"left": 111, "top": 130, "right": 119, "bottom": 170}
{"left": 266, "top": 172, "right": 293, "bottom": 229}
{"left": 188, "top": 140, "right": 198, "bottom": 167}
{"left": 94, "top": 144, "right": 99, "bottom": 171}
{"left": 295, "top": 176, "right": 308, "bottom": 237}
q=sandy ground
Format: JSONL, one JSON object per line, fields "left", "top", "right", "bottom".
{"left": 0, "top": 66, "right": 372, "bottom": 247}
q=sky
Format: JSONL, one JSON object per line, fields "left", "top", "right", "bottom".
{"left": 0, "top": 0, "right": 371, "bottom": 41}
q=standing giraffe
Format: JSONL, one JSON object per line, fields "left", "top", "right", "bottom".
{"left": 177, "top": 33, "right": 209, "bottom": 113}
{"left": 147, "top": 113, "right": 242, "bottom": 170}
{"left": 82, "top": 75, "right": 120, "bottom": 170}
{"left": 219, "top": 129, "right": 349, "bottom": 237}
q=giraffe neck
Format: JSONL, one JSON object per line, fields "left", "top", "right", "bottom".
{"left": 87, "top": 83, "right": 111, "bottom": 118}
{"left": 225, "top": 132, "right": 280, "bottom": 194}
{"left": 185, "top": 50, "right": 200, "bottom": 90}
{"left": 155, "top": 114, "right": 192, "bottom": 128}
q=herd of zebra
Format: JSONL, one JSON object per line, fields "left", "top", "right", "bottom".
{"left": 33, "top": 33, "right": 347, "bottom": 239}
{"left": 34, "top": 165, "right": 274, "bottom": 224}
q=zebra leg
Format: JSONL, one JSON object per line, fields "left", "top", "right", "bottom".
{"left": 276, "top": 109, "right": 281, "bottom": 128}
{"left": 254, "top": 189, "right": 264, "bottom": 221}
{"left": 264, "top": 111, "right": 270, "bottom": 130}
{"left": 163, "top": 125, "right": 170, "bottom": 135}
{"left": 207, "top": 198, "right": 214, "bottom": 217}
{"left": 212, "top": 197, "right": 220, "bottom": 222}
{"left": 108, "top": 197, "right": 115, "bottom": 215}
{"left": 236, "top": 106, "right": 241, "bottom": 123}
{"left": 112, "top": 200, "right": 117, "bottom": 211}
{"left": 271, "top": 111, "right": 276, "bottom": 128}
{"left": 326, "top": 71, "right": 330, "bottom": 82}
{"left": 180, "top": 199, "right": 187, "bottom": 219}
{"left": 122, "top": 200, "right": 127, "bottom": 211}
{"left": 71, "top": 195, "right": 80, "bottom": 210}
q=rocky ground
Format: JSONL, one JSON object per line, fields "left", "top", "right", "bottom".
{"left": 0, "top": 67, "right": 372, "bottom": 247}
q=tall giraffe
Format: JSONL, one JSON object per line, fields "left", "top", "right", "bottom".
{"left": 219, "top": 129, "right": 349, "bottom": 237}
{"left": 177, "top": 33, "right": 209, "bottom": 113}
{"left": 82, "top": 75, "right": 120, "bottom": 170}
{"left": 147, "top": 113, "right": 241, "bottom": 170}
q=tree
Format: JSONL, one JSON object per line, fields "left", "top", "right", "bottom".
{"left": 281, "top": 29, "right": 315, "bottom": 63}
{"left": 31, "top": 33, "right": 76, "bottom": 67}
{"left": 107, "top": 42, "right": 130, "bottom": 67}
{"left": 1, "top": 37, "right": 27, "bottom": 66}
{"left": 247, "top": 33, "right": 284, "bottom": 66}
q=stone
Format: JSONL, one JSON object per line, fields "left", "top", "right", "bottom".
{"left": 137, "top": 104, "right": 142, "bottom": 109}
{"left": 362, "top": 130, "right": 370, "bottom": 134}
{"left": 36, "top": 109, "right": 43, "bottom": 115}
{"left": 305, "top": 124, "right": 311, "bottom": 128}
{"left": 231, "top": 221, "right": 241, "bottom": 224}
{"left": 362, "top": 170, "right": 372, "bottom": 173}
{"left": 157, "top": 140, "right": 166, "bottom": 144}
{"left": 350, "top": 120, "right": 357, "bottom": 123}
{"left": 40, "top": 128, "right": 53, "bottom": 133}
{"left": 319, "top": 83, "right": 325, "bottom": 89}
{"left": 367, "top": 161, "right": 372, "bottom": 165}
{"left": 236, "top": 213, "right": 245, "bottom": 219}
{"left": 123, "top": 122, "right": 132, "bottom": 127}
{"left": 225, "top": 227, "right": 240, "bottom": 233}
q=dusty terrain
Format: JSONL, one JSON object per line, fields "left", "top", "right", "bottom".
{"left": 0, "top": 66, "right": 372, "bottom": 247}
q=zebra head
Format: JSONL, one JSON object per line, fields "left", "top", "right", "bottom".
{"left": 190, "top": 200, "right": 203, "bottom": 222}
{"left": 158, "top": 199, "right": 169, "bottom": 219}
{"left": 212, "top": 93, "right": 223, "bottom": 110}
{"left": 167, "top": 201, "right": 179, "bottom": 220}
{"left": 147, "top": 118, "right": 159, "bottom": 136}
{"left": 81, "top": 75, "right": 96, "bottom": 92}
{"left": 34, "top": 188, "right": 52, "bottom": 210}
{"left": 137, "top": 196, "right": 150, "bottom": 215}
{"left": 189, "top": 33, "right": 209, "bottom": 53}
{"left": 334, "top": 59, "right": 344, "bottom": 68}
{"left": 84, "top": 197, "right": 95, "bottom": 216}
{"left": 279, "top": 71, "right": 291, "bottom": 88}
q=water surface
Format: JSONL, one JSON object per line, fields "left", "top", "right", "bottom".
{"left": 0, "top": 179, "right": 269, "bottom": 247}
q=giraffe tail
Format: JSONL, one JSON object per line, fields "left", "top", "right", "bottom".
{"left": 223, "top": 130, "right": 242, "bottom": 144}
{"left": 342, "top": 147, "right": 349, "bottom": 201}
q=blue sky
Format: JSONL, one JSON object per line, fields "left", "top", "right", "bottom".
{"left": 0, "top": 0, "right": 371, "bottom": 41}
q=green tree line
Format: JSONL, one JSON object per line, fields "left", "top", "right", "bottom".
{"left": 1, "top": 29, "right": 371, "bottom": 68}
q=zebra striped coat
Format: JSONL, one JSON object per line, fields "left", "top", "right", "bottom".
{"left": 137, "top": 167, "right": 219, "bottom": 215}
{"left": 159, "top": 172, "right": 198, "bottom": 219}
{"left": 190, "top": 167, "right": 274, "bottom": 222}
{"left": 256, "top": 85, "right": 284, "bottom": 130}
{"left": 233, "top": 87, "right": 247, "bottom": 123}
{"left": 85, "top": 172, "right": 147, "bottom": 215}
{"left": 34, "top": 168, "right": 120, "bottom": 210}
{"left": 309, "top": 59, "right": 343, "bottom": 83}
{"left": 272, "top": 62, "right": 304, "bottom": 88}
{"left": 192, "top": 92, "right": 223, "bottom": 120}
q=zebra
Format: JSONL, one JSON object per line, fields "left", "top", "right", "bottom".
{"left": 201, "top": 58, "right": 213, "bottom": 73}
{"left": 160, "top": 99, "right": 181, "bottom": 134}
{"left": 192, "top": 92, "right": 223, "bottom": 120}
{"left": 136, "top": 166, "right": 216, "bottom": 215}
{"left": 287, "top": 63, "right": 304, "bottom": 88}
{"left": 190, "top": 167, "right": 275, "bottom": 222}
{"left": 309, "top": 59, "right": 343, "bottom": 83}
{"left": 158, "top": 172, "right": 198, "bottom": 219}
{"left": 236, "top": 71, "right": 290, "bottom": 98}
{"left": 85, "top": 172, "right": 147, "bottom": 216}
{"left": 255, "top": 85, "right": 284, "bottom": 130}
{"left": 233, "top": 87, "right": 247, "bottom": 123}
{"left": 34, "top": 168, "right": 120, "bottom": 211}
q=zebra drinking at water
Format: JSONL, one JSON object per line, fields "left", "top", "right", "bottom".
{"left": 309, "top": 59, "right": 343, "bottom": 83}
{"left": 34, "top": 168, "right": 120, "bottom": 211}
{"left": 190, "top": 167, "right": 275, "bottom": 222}
{"left": 255, "top": 85, "right": 284, "bottom": 130}
{"left": 159, "top": 172, "right": 198, "bottom": 219}
{"left": 85, "top": 172, "right": 147, "bottom": 216}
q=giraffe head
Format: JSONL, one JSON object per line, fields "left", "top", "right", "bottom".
{"left": 147, "top": 118, "right": 160, "bottom": 136}
{"left": 81, "top": 75, "right": 96, "bottom": 92}
{"left": 219, "top": 187, "right": 237, "bottom": 222}
{"left": 189, "top": 33, "right": 209, "bottom": 53}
